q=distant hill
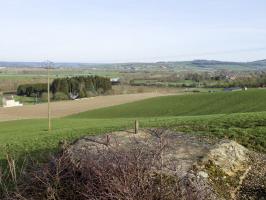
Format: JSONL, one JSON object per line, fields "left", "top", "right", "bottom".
{"left": 249, "top": 59, "right": 266, "bottom": 67}
{"left": 0, "top": 61, "right": 99, "bottom": 68}
{"left": 0, "top": 59, "right": 266, "bottom": 70}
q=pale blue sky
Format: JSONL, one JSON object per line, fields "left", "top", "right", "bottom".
{"left": 0, "top": 0, "right": 266, "bottom": 62}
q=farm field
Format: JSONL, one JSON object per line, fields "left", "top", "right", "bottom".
{"left": 73, "top": 89, "right": 266, "bottom": 118}
{"left": 0, "top": 92, "right": 175, "bottom": 121}
{"left": 0, "top": 68, "right": 120, "bottom": 91}
{"left": 2, "top": 1, "right": 266, "bottom": 198}
{"left": 0, "top": 111, "right": 265, "bottom": 162}
{"left": 0, "top": 89, "right": 266, "bottom": 164}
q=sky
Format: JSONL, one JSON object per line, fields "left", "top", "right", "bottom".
{"left": 0, "top": 0, "right": 266, "bottom": 63}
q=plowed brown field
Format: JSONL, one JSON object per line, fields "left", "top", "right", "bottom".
{"left": 0, "top": 93, "right": 175, "bottom": 121}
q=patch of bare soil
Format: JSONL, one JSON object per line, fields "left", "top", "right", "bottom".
{"left": 67, "top": 130, "right": 216, "bottom": 178}
{"left": 236, "top": 153, "right": 266, "bottom": 200}
{"left": 0, "top": 92, "right": 175, "bottom": 121}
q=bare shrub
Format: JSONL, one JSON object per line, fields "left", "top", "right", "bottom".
{"left": 0, "top": 154, "right": 28, "bottom": 199}
{"left": 4, "top": 136, "right": 182, "bottom": 200}
{"left": 136, "top": 87, "right": 145, "bottom": 93}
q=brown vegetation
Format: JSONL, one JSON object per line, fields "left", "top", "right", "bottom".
{"left": 1, "top": 129, "right": 265, "bottom": 199}
{"left": 2, "top": 132, "right": 184, "bottom": 200}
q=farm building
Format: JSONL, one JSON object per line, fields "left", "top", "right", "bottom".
{"left": 110, "top": 78, "right": 121, "bottom": 85}
{"left": 2, "top": 96, "right": 23, "bottom": 108}
{"left": 223, "top": 87, "right": 247, "bottom": 92}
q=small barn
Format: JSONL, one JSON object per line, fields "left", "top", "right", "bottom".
{"left": 110, "top": 78, "right": 121, "bottom": 85}
{"left": 223, "top": 87, "right": 245, "bottom": 92}
{"left": 2, "top": 96, "right": 23, "bottom": 108}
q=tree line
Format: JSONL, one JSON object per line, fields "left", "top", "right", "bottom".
{"left": 130, "top": 71, "right": 266, "bottom": 88}
{"left": 17, "top": 76, "right": 112, "bottom": 99}
{"left": 51, "top": 76, "right": 112, "bottom": 98}
{"left": 17, "top": 83, "right": 47, "bottom": 97}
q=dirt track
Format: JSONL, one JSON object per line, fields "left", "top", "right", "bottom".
{"left": 0, "top": 93, "right": 175, "bottom": 121}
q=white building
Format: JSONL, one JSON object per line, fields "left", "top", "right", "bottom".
{"left": 2, "top": 96, "right": 23, "bottom": 108}
{"left": 110, "top": 78, "right": 120, "bottom": 85}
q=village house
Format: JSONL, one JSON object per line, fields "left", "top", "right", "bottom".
{"left": 2, "top": 95, "right": 23, "bottom": 108}
{"left": 110, "top": 78, "right": 121, "bottom": 85}
{"left": 223, "top": 87, "right": 247, "bottom": 92}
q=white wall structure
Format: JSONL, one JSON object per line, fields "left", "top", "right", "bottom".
{"left": 2, "top": 96, "right": 23, "bottom": 108}
{"left": 110, "top": 78, "right": 120, "bottom": 82}
{"left": 110, "top": 77, "right": 121, "bottom": 85}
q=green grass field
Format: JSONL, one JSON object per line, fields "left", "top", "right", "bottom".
{"left": 1, "top": 90, "right": 266, "bottom": 164}
{"left": 73, "top": 89, "right": 266, "bottom": 118}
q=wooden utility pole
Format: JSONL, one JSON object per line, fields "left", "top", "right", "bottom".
{"left": 47, "top": 62, "right": 51, "bottom": 132}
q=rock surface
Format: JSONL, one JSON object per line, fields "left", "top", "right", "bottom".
{"left": 204, "top": 140, "right": 249, "bottom": 176}
{"left": 236, "top": 153, "right": 266, "bottom": 199}
{"left": 67, "top": 129, "right": 214, "bottom": 178}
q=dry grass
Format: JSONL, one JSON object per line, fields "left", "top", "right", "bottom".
{"left": 111, "top": 85, "right": 184, "bottom": 95}
{"left": 0, "top": 78, "right": 48, "bottom": 92}
{"left": 1, "top": 132, "right": 184, "bottom": 200}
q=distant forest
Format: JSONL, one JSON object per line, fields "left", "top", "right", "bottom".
{"left": 51, "top": 76, "right": 112, "bottom": 98}
{"left": 17, "top": 76, "right": 112, "bottom": 99}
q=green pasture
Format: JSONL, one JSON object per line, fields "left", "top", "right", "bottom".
{"left": 73, "top": 90, "right": 266, "bottom": 118}
{"left": 0, "top": 89, "right": 266, "bottom": 163}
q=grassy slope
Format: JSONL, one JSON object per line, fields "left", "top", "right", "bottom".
{"left": 0, "top": 112, "right": 265, "bottom": 162}
{"left": 1, "top": 90, "right": 266, "bottom": 163}
{"left": 72, "top": 90, "right": 266, "bottom": 118}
